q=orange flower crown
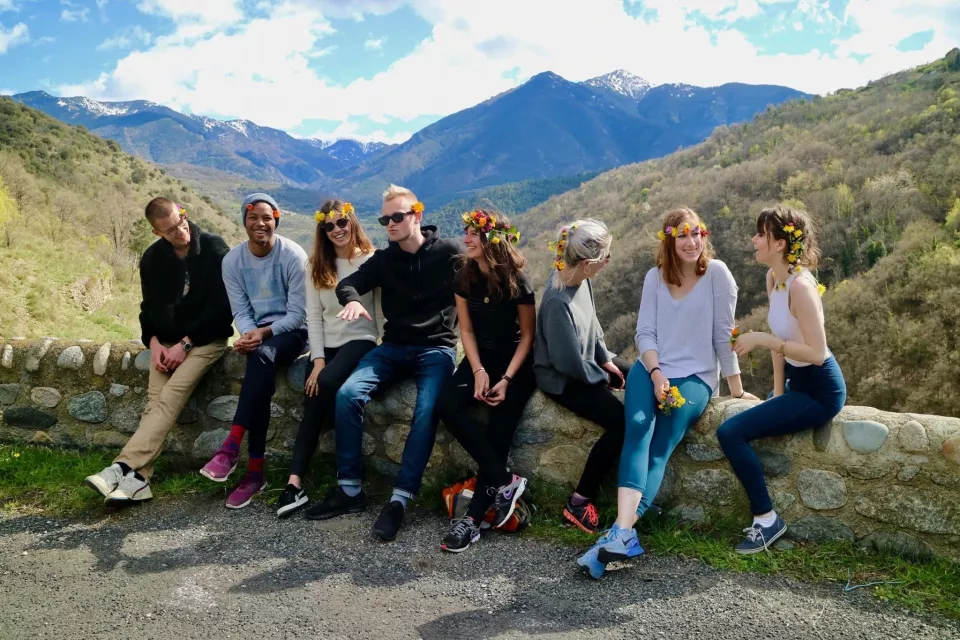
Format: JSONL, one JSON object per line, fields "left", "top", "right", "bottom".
{"left": 461, "top": 210, "right": 519, "bottom": 245}
{"left": 411, "top": 201, "right": 425, "bottom": 215}
{"left": 246, "top": 202, "right": 280, "bottom": 219}
{"left": 547, "top": 223, "right": 578, "bottom": 271}
{"left": 315, "top": 202, "right": 354, "bottom": 224}
{"left": 657, "top": 221, "right": 709, "bottom": 241}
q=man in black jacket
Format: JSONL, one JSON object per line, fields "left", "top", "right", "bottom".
{"left": 84, "top": 197, "right": 234, "bottom": 503}
{"left": 305, "top": 184, "right": 461, "bottom": 541}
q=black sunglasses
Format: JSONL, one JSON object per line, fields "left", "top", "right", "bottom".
{"left": 323, "top": 218, "right": 350, "bottom": 233}
{"left": 378, "top": 210, "right": 414, "bottom": 226}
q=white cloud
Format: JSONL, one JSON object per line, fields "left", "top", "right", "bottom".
{"left": 60, "top": 8, "right": 90, "bottom": 23}
{"left": 97, "top": 25, "right": 152, "bottom": 50}
{"left": 57, "top": 0, "right": 960, "bottom": 141}
{"left": 364, "top": 36, "right": 383, "bottom": 50}
{"left": 0, "top": 20, "right": 27, "bottom": 52}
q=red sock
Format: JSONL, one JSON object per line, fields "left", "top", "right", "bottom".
{"left": 248, "top": 457, "right": 264, "bottom": 475}
{"left": 225, "top": 425, "right": 246, "bottom": 450}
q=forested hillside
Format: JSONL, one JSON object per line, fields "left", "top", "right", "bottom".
{"left": 514, "top": 49, "right": 960, "bottom": 415}
{"left": 0, "top": 98, "right": 242, "bottom": 340}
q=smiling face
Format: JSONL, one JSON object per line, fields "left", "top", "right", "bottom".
{"left": 463, "top": 226, "right": 484, "bottom": 261}
{"left": 382, "top": 194, "right": 419, "bottom": 242}
{"left": 673, "top": 218, "right": 705, "bottom": 267}
{"left": 151, "top": 205, "right": 191, "bottom": 250}
{"left": 245, "top": 202, "right": 276, "bottom": 246}
{"left": 752, "top": 227, "right": 780, "bottom": 265}
{"left": 325, "top": 216, "right": 352, "bottom": 249}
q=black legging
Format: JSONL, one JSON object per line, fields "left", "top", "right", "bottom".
{"left": 436, "top": 348, "right": 536, "bottom": 521}
{"left": 288, "top": 340, "right": 377, "bottom": 477}
{"left": 543, "top": 357, "right": 632, "bottom": 500}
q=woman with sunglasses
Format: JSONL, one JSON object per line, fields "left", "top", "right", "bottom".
{"left": 274, "top": 199, "right": 383, "bottom": 517}
{"left": 436, "top": 210, "right": 535, "bottom": 553}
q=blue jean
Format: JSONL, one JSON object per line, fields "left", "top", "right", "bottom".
{"left": 620, "top": 366, "right": 712, "bottom": 516}
{"left": 334, "top": 342, "right": 456, "bottom": 498}
{"left": 716, "top": 356, "right": 846, "bottom": 515}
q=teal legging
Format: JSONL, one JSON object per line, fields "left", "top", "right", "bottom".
{"left": 619, "top": 366, "right": 712, "bottom": 516}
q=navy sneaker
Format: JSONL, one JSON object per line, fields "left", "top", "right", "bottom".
{"left": 373, "top": 500, "right": 405, "bottom": 541}
{"left": 735, "top": 515, "right": 787, "bottom": 554}
{"left": 305, "top": 486, "right": 366, "bottom": 520}
{"left": 441, "top": 516, "right": 481, "bottom": 553}
{"left": 563, "top": 497, "right": 600, "bottom": 534}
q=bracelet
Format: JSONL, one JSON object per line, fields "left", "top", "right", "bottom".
{"left": 776, "top": 340, "right": 787, "bottom": 358}
{"left": 736, "top": 390, "right": 745, "bottom": 399}
{"left": 502, "top": 374, "right": 513, "bottom": 384}
{"left": 473, "top": 367, "right": 485, "bottom": 375}
{"left": 649, "top": 366, "right": 661, "bottom": 375}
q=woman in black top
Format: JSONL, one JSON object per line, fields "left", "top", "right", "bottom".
{"left": 437, "top": 209, "right": 536, "bottom": 553}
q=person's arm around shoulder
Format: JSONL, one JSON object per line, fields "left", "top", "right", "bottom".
{"left": 336, "top": 249, "right": 382, "bottom": 322}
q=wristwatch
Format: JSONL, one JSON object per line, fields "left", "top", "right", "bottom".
{"left": 179, "top": 339, "right": 193, "bottom": 353}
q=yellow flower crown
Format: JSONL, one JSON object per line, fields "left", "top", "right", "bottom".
{"left": 773, "top": 223, "right": 824, "bottom": 293}
{"left": 175, "top": 203, "right": 186, "bottom": 217}
{"left": 461, "top": 210, "right": 520, "bottom": 245}
{"left": 547, "top": 224, "right": 578, "bottom": 271}
{"left": 656, "top": 222, "right": 708, "bottom": 241}
{"left": 315, "top": 202, "right": 354, "bottom": 224}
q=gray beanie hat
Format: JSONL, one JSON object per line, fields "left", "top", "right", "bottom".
{"left": 241, "top": 192, "right": 281, "bottom": 228}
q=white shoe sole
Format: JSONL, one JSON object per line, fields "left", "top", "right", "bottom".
{"left": 105, "top": 487, "right": 153, "bottom": 503}
{"left": 199, "top": 462, "right": 237, "bottom": 483}
{"left": 735, "top": 524, "right": 788, "bottom": 555}
{"left": 276, "top": 494, "right": 308, "bottom": 517}
{"left": 225, "top": 482, "right": 267, "bottom": 510}
{"left": 84, "top": 475, "right": 116, "bottom": 498}
{"left": 493, "top": 477, "right": 527, "bottom": 529}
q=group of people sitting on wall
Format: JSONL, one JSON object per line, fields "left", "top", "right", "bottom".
{"left": 82, "top": 184, "right": 846, "bottom": 576}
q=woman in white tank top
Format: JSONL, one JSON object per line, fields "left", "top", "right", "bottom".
{"left": 716, "top": 204, "right": 846, "bottom": 554}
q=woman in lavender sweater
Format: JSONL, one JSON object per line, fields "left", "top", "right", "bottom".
{"left": 578, "top": 207, "right": 758, "bottom": 579}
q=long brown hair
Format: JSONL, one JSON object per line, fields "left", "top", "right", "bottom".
{"left": 656, "top": 207, "right": 714, "bottom": 287}
{"left": 457, "top": 210, "right": 526, "bottom": 301}
{"left": 756, "top": 204, "right": 821, "bottom": 272}
{"left": 310, "top": 199, "right": 374, "bottom": 289}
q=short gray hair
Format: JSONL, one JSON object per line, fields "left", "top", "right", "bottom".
{"left": 552, "top": 218, "right": 611, "bottom": 289}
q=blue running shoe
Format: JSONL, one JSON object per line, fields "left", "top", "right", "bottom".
{"left": 735, "top": 515, "right": 787, "bottom": 554}
{"left": 596, "top": 525, "right": 644, "bottom": 563}
{"left": 576, "top": 543, "right": 607, "bottom": 580}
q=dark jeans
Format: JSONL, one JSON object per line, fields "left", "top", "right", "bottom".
{"left": 335, "top": 342, "right": 456, "bottom": 498}
{"left": 288, "top": 340, "right": 377, "bottom": 477}
{"left": 716, "top": 356, "right": 846, "bottom": 514}
{"left": 436, "top": 349, "right": 536, "bottom": 521}
{"left": 543, "top": 357, "right": 633, "bottom": 500}
{"left": 233, "top": 329, "right": 308, "bottom": 458}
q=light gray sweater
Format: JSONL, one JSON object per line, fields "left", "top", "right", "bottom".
{"left": 534, "top": 272, "right": 615, "bottom": 395}
{"left": 634, "top": 259, "right": 740, "bottom": 394}
{"left": 305, "top": 254, "right": 383, "bottom": 359}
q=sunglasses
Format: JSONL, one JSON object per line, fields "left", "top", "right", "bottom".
{"left": 378, "top": 210, "right": 415, "bottom": 226}
{"left": 323, "top": 218, "right": 350, "bottom": 233}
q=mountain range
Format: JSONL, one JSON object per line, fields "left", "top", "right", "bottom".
{"left": 11, "top": 70, "right": 809, "bottom": 208}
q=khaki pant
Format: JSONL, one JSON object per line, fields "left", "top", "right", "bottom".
{"left": 115, "top": 341, "right": 226, "bottom": 479}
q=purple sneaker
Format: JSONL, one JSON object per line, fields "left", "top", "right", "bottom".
{"left": 492, "top": 474, "right": 528, "bottom": 529}
{"left": 225, "top": 473, "right": 267, "bottom": 510}
{"left": 199, "top": 444, "right": 239, "bottom": 482}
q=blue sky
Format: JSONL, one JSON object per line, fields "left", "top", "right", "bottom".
{"left": 2, "top": 0, "right": 958, "bottom": 143}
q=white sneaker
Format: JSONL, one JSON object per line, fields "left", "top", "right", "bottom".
{"left": 105, "top": 471, "right": 153, "bottom": 503}
{"left": 85, "top": 463, "right": 124, "bottom": 498}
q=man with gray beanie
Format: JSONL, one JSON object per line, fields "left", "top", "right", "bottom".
{"left": 199, "top": 193, "right": 308, "bottom": 509}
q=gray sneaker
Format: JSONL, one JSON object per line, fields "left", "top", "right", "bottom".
{"left": 106, "top": 471, "right": 153, "bottom": 503}
{"left": 85, "top": 463, "right": 124, "bottom": 498}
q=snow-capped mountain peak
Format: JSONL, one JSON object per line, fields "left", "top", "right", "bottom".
{"left": 582, "top": 70, "right": 652, "bottom": 101}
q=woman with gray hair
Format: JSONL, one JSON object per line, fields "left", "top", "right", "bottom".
{"left": 533, "top": 219, "right": 632, "bottom": 534}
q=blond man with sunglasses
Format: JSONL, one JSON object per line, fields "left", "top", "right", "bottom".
{"left": 85, "top": 197, "right": 234, "bottom": 504}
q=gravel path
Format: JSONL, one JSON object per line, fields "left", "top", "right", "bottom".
{"left": 1, "top": 497, "right": 957, "bottom": 640}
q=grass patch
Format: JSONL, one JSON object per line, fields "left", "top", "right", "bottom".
{"left": 1, "top": 443, "right": 958, "bottom": 620}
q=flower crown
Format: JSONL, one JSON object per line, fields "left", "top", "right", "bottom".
{"left": 547, "top": 224, "right": 578, "bottom": 271}
{"left": 315, "top": 202, "right": 354, "bottom": 224}
{"left": 773, "top": 223, "right": 806, "bottom": 290}
{"left": 246, "top": 202, "right": 280, "bottom": 219}
{"left": 461, "top": 210, "right": 520, "bottom": 245}
{"left": 174, "top": 203, "right": 186, "bottom": 218}
{"left": 411, "top": 201, "right": 425, "bottom": 215}
{"left": 656, "top": 221, "right": 709, "bottom": 241}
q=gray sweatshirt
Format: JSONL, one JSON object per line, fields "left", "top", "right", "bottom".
{"left": 533, "top": 272, "right": 615, "bottom": 394}
{"left": 221, "top": 235, "right": 308, "bottom": 336}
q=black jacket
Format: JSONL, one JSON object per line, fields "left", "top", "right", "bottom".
{"left": 336, "top": 226, "right": 462, "bottom": 348}
{"left": 138, "top": 221, "right": 235, "bottom": 347}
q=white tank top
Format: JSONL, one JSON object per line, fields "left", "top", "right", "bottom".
{"left": 767, "top": 271, "right": 829, "bottom": 368}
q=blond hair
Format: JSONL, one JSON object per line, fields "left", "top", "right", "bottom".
{"left": 382, "top": 183, "right": 417, "bottom": 204}
{"left": 552, "top": 218, "right": 611, "bottom": 290}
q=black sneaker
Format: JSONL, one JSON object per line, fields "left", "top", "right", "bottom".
{"left": 372, "top": 500, "right": 405, "bottom": 541}
{"left": 441, "top": 516, "right": 481, "bottom": 553}
{"left": 304, "top": 486, "right": 366, "bottom": 521}
{"left": 275, "top": 484, "right": 308, "bottom": 518}
{"left": 492, "top": 474, "right": 528, "bottom": 529}
{"left": 562, "top": 496, "right": 600, "bottom": 534}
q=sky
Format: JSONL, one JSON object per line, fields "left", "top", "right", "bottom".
{"left": 1, "top": 0, "right": 959, "bottom": 144}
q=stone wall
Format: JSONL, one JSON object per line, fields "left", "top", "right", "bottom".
{"left": 2, "top": 337, "right": 959, "bottom": 561}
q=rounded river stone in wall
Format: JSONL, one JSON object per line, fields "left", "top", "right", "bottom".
{"left": 683, "top": 469, "right": 740, "bottom": 506}
{"left": 685, "top": 443, "right": 725, "bottom": 462}
{"left": 2, "top": 407, "right": 57, "bottom": 429}
{"left": 897, "top": 420, "right": 929, "bottom": 453}
{"left": 787, "top": 515, "right": 855, "bottom": 543}
{"left": 134, "top": 350, "right": 152, "bottom": 372}
{"left": 797, "top": 469, "right": 847, "bottom": 510}
{"left": 57, "top": 346, "right": 85, "bottom": 370}
{"left": 842, "top": 420, "right": 889, "bottom": 454}
{"left": 67, "top": 391, "right": 108, "bottom": 423}
{"left": 0, "top": 383, "right": 21, "bottom": 405}
{"left": 93, "top": 343, "right": 111, "bottom": 376}
{"left": 207, "top": 395, "right": 240, "bottom": 422}
{"left": 30, "top": 387, "right": 62, "bottom": 409}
